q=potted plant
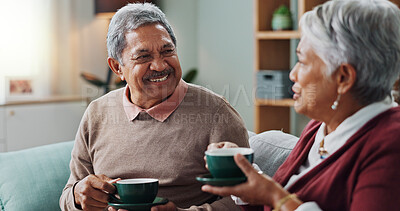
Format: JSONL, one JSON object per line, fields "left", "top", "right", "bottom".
{"left": 271, "top": 5, "right": 293, "bottom": 31}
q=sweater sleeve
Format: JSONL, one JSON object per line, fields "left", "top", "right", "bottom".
{"left": 59, "top": 108, "right": 94, "bottom": 211}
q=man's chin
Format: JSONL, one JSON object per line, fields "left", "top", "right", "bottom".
{"left": 146, "top": 87, "right": 176, "bottom": 100}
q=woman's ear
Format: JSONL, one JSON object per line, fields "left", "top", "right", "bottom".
{"left": 336, "top": 63, "right": 357, "bottom": 94}
{"left": 107, "top": 57, "right": 125, "bottom": 81}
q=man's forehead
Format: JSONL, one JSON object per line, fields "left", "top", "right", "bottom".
{"left": 133, "top": 43, "right": 174, "bottom": 53}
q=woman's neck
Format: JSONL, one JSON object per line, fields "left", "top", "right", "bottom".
{"left": 325, "top": 95, "right": 364, "bottom": 134}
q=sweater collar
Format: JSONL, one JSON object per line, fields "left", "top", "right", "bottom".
{"left": 122, "top": 79, "right": 188, "bottom": 122}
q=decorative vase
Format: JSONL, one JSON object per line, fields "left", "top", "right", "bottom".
{"left": 271, "top": 14, "right": 293, "bottom": 31}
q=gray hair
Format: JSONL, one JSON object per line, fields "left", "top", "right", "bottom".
{"left": 300, "top": 0, "right": 400, "bottom": 105}
{"left": 107, "top": 3, "right": 176, "bottom": 65}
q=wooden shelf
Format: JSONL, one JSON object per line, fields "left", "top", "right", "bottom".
{"left": 256, "top": 30, "right": 301, "bottom": 40}
{"left": 0, "top": 96, "right": 88, "bottom": 106}
{"left": 255, "top": 98, "right": 294, "bottom": 107}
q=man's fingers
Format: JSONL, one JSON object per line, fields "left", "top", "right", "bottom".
{"left": 82, "top": 204, "right": 108, "bottom": 211}
{"left": 207, "top": 142, "right": 239, "bottom": 150}
{"left": 221, "top": 142, "right": 239, "bottom": 148}
{"left": 86, "top": 186, "right": 111, "bottom": 203}
{"left": 89, "top": 175, "right": 117, "bottom": 194}
{"left": 98, "top": 174, "right": 121, "bottom": 184}
{"left": 234, "top": 154, "right": 257, "bottom": 178}
{"left": 207, "top": 143, "right": 221, "bottom": 150}
{"left": 79, "top": 195, "right": 109, "bottom": 210}
{"left": 107, "top": 207, "right": 128, "bottom": 211}
{"left": 151, "top": 201, "right": 176, "bottom": 211}
{"left": 108, "top": 178, "right": 121, "bottom": 184}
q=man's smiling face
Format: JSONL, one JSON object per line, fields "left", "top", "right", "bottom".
{"left": 116, "top": 23, "right": 182, "bottom": 108}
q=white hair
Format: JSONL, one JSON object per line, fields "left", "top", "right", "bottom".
{"left": 107, "top": 3, "right": 176, "bottom": 66}
{"left": 300, "top": 0, "right": 400, "bottom": 105}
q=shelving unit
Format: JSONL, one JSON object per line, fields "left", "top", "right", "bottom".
{"left": 254, "top": 0, "right": 324, "bottom": 134}
{"left": 254, "top": 0, "right": 400, "bottom": 134}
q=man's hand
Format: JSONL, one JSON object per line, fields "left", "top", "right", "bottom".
{"left": 74, "top": 174, "right": 120, "bottom": 211}
{"left": 204, "top": 141, "right": 239, "bottom": 169}
{"left": 108, "top": 201, "right": 176, "bottom": 211}
{"left": 151, "top": 201, "right": 177, "bottom": 211}
{"left": 207, "top": 142, "right": 239, "bottom": 150}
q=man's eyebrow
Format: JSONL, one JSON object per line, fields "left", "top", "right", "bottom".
{"left": 135, "top": 49, "right": 150, "bottom": 54}
{"left": 162, "top": 43, "right": 174, "bottom": 49}
{"left": 131, "top": 49, "right": 149, "bottom": 58}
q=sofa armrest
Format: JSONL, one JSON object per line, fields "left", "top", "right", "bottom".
{"left": 0, "top": 141, "right": 74, "bottom": 210}
{"left": 249, "top": 130, "right": 298, "bottom": 177}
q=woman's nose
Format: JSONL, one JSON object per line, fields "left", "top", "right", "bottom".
{"left": 289, "top": 63, "right": 298, "bottom": 82}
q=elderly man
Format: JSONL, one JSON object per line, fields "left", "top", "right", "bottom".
{"left": 59, "top": 3, "right": 249, "bottom": 211}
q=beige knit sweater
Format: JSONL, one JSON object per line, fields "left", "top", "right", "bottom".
{"left": 60, "top": 83, "right": 249, "bottom": 211}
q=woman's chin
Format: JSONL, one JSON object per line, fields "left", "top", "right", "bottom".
{"left": 293, "top": 101, "right": 306, "bottom": 115}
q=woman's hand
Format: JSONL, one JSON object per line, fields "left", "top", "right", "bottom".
{"left": 201, "top": 154, "right": 289, "bottom": 206}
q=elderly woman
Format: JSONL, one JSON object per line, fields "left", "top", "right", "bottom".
{"left": 202, "top": 1, "right": 400, "bottom": 211}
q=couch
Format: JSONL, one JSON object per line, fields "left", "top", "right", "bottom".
{"left": 0, "top": 130, "right": 298, "bottom": 211}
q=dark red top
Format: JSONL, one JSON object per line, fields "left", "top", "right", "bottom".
{"left": 243, "top": 107, "right": 400, "bottom": 211}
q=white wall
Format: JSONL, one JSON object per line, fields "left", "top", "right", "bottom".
{"left": 159, "top": 0, "right": 255, "bottom": 130}
{"left": 197, "top": 0, "right": 254, "bottom": 130}
{"left": 157, "top": 0, "right": 198, "bottom": 76}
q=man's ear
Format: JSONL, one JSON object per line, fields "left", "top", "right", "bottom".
{"left": 336, "top": 63, "right": 357, "bottom": 94}
{"left": 107, "top": 57, "right": 125, "bottom": 80}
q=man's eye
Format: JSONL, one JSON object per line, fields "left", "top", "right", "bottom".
{"left": 162, "top": 49, "right": 175, "bottom": 55}
{"left": 134, "top": 55, "right": 151, "bottom": 62}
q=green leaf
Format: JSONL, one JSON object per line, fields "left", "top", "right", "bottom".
{"left": 183, "top": 68, "right": 198, "bottom": 83}
{"left": 80, "top": 72, "right": 107, "bottom": 87}
{"left": 274, "top": 5, "right": 291, "bottom": 16}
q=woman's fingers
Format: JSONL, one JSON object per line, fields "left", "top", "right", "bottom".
{"left": 201, "top": 185, "right": 239, "bottom": 197}
{"left": 234, "top": 154, "right": 258, "bottom": 178}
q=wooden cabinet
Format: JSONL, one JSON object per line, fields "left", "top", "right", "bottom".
{"left": 0, "top": 96, "right": 87, "bottom": 152}
{"left": 254, "top": 0, "right": 400, "bottom": 134}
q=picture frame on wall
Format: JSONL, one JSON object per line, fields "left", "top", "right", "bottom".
{"left": 5, "top": 76, "right": 38, "bottom": 102}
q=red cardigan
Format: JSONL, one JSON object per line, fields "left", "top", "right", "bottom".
{"left": 243, "top": 107, "right": 400, "bottom": 211}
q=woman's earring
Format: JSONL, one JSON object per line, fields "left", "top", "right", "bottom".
{"left": 119, "top": 71, "right": 125, "bottom": 81}
{"left": 331, "top": 94, "right": 341, "bottom": 110}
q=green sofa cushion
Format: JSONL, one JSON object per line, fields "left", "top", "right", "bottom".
{"left": 0, "top": 141, "right": 74, "bottom": 211}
